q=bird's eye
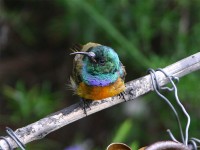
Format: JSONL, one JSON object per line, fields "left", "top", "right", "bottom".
{"left": 99, "top": 59, "right": 105, "bottom": 65}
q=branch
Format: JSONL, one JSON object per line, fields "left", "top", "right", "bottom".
{"left": 0, "top": 52, "right": 200, "bottom": 150}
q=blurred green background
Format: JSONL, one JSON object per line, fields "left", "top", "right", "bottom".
{"left": 0, "top": 0, "right": 200, "bottom": 149}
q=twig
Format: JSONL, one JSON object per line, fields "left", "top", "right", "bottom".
{"left": 0, "top": 52, "right": 200, "bottom": 150}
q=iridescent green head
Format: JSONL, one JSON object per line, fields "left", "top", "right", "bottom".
{"left": 71, "top": 45, "right": 124, "bottom": 86}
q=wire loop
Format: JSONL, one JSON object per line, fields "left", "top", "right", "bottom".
{"left": 6, "top": 127, "right": 25, "bottom": 150}
{"left": 148, "top": 68, "right": 200, "bottom": 150}
{"left": 0, "top": 127, "right": 25, "bottom": 150}
{"left": 0, "top": 136, "right": 12, "bottom": 150}
{"left": 147, "top": 68, "right": 184, "bottom": 143}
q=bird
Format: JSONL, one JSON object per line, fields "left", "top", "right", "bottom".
{"left": 70, "top": 42, "right": 126, "bottom": 114}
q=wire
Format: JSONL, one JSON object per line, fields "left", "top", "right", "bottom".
{"left": 0, "top": 127, "right": 26, "bottom": 150}
{"left": 148, "top": 68, "right": 200, "bottom": 150}
{"left": 147, "top": 68, "right": 184, "bottom": 142}
{"left": 0, "top": 136, "right": 12, "bottom": 150}
{"left": 156, "top": 68, "right": 191, "bottom": 145}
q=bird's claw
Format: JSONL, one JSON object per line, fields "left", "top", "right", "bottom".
{"left": 80, "top": 98, "right": 92, "bottom": 116}
{"left": 118, "top": 91, "right": 127, "bottom": 102}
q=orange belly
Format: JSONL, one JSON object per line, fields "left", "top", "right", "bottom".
{"left": 77, "top": 78, "right": 125, "bottom": 100}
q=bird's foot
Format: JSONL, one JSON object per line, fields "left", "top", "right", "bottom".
{"left": 118, "top": 91, "right": 127, "bottom": 102}
{"left": 79, "top": 98, "right": 92, "bottom": 116}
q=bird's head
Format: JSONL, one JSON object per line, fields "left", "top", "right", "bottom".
{"left": 70, "top": 45, "right": 120, "bottom": 76}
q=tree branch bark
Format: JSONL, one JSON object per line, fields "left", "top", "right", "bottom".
{"left": 0, "top": 52, "right": 200, "bottom": 150}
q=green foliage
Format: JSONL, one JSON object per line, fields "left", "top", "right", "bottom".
{"left": 178, "top": 74, "right": 200, "bottom": 103}
{"left": 112, "top": 119, "right": 133, "bottom": 142}
{"left": 61, "top": 0, "right": 150, "bottom": 68}
{"left": 111, "top": 119, "right": 139, "bottom": 150}
{"left": 2, "top": 81, "right": 60, "bottom": 124}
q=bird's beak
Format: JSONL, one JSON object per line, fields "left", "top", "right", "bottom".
{"left": 70, "top": 52, "right": 96, "bottom": 63}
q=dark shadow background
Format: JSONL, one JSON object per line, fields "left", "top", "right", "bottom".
{"left": 0, "top": 0, "right": 200, "bottom": 149}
